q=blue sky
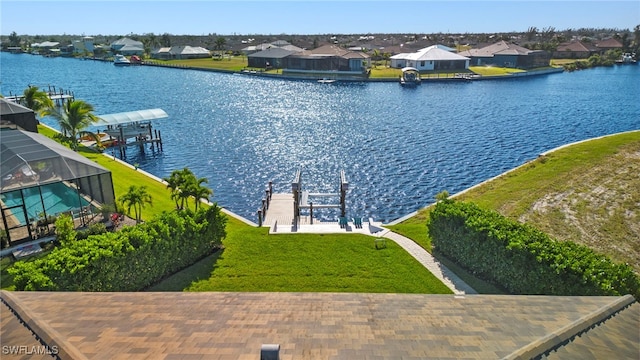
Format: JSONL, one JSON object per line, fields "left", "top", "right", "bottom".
{"left": 2, "top": 1, "right": 639, "bottom": 36}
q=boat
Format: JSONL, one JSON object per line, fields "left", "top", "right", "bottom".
{"left": 113, "top": 54, "right": 131, "bottom": 66}
{"left": 317, "top": 78, "right": 337, "bottom": 84}
{"left": 400, "top": 67, "right": 422, "bottom": 86}
{"left": 616, "top": 53, "right": 637, "bottom": 64}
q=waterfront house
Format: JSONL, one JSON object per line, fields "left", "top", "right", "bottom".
{"left": 595, "top": 37, "right": 624, "bottom": 52}
{"left": 0, "top": 99, "right": 38, "bottom": 133}
{"left": 284, "top": 44, "right": 370, "bottom": 74}
{"left": 554, "top": 40, "right": 600, "bottom": 59}
{"left": 247, "top": 47, "right": 295, "bottom": 69}
{"left": 72, "top": 36, "right": 95, "bottom": 55}
{"left": 110, "top": 37, "right": 144, "bottom": 55}
{"left": 30, "top": 41, "right": 60, "bottom": 56}
{"left": 0, "top": 129, "right": 115, "bottom": 247}
{"left": 390, "top": 45, "right": 470, "bottom": 71}
{"left": 459, "top": 40, "right": 551, "bottom": 69}
{"left": 151, "top": 46, "right": 211, "bottom": 60}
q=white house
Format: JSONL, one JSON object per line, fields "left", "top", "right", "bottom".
{"left": 390, "top": 45, "right": 470, "bottom": 71}
{"left": 151, "top": 46, "right": 211, "bottom": 60}
{"left": 111, "top": 37, "right": 144, "bottom": 55}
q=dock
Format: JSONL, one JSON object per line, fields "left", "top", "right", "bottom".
{"left": 258, "top": 170, "right": 386, "bottom": 236}
{"left": 4, "top": 85, "right": 75, "bottom": 106}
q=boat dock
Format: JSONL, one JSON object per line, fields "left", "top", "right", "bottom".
{"left": 4, "top": 85, "right": 75, "bottom": 106}
{"left": 258, "top": 170, "right": 387, "bottom": 236}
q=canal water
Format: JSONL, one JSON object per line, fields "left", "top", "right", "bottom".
{"left": 2, "top": 52, "right": 639, "bottom": 222}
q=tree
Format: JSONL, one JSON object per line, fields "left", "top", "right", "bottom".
{"left": 214, "top": 37, "right": 226, "bottom": 58}
{"left": 42, "top": 99, "right": 101, "bottom": 151}
{"left": 8, "top": 31, "right": 21, "bottom": 47}
{"left": 189, "top": 177, "right": 213, "bottom": 210}
{"left": 163, "top": 168, "right": 213, "bottom": 210}
{"left": 119, "top": 185, "right": 153, "bottom": 224}
{"left": 21, "top": 86, "right": 54, "bottom": 117}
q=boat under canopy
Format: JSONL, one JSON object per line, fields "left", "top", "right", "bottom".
{"left": 98, "top": 108, "right": 168, "bottom": 126}
{"left": 98, "top": 108, "right": 168, "bottom": 140}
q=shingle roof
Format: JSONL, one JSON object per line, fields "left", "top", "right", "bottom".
{"left": 459, "top": 40, "right": 537, "bottom": 57}
{"left": 1, "top": 291, "right": 637, "bottom": 359}
{"left": 556, "top": 41, "right": 599, "bottom": 52}
{"left": 247, "top": 47, "right": 295, "bottom": 59}
{"left": 392, "top": 45, "right": 470, "bottom": 61}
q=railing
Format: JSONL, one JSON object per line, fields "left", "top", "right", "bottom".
{"left": 256, "top": 181, "right": 273, "bottom": 226}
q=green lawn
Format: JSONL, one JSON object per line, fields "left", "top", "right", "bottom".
{"left": 151, "top": 217, "right": 452, "bottom": 293}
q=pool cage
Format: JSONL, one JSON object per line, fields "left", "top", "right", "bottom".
{"left": 1, "top": 129, "right": 115, "bottom": 247}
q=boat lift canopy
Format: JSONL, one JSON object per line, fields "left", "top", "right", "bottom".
{"left": 401, "top": 67, "right": 419, "bottom": 73}
{"left": 97, "top": 108, "right": 168, "bottom": 126}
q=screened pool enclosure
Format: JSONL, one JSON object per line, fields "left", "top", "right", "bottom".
{"left": 1, "top": 129, "right": 115, "bottom": 246}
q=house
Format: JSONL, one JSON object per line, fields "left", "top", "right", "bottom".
{"left": 390, "top": 45, "right": 470, "bottom": 71}
{"left": 72, "top": 36, "right": 95, "bottom": 55}
{"left": 0, "top": 129, "right": 115, "bottom": 246}
{"left": 459, "top": 40, "right": 551, "bottom": 69}
{"left": 554, "top": 41, "right": 599, "bottom": 59}
{"left": 0, "top": 98, "right": 38, "bottom": 133}
{"left": 111, "top": 37, "right": 144, "bottom": 55}
{"left": 151, "top": 46, "right": 210, "bottom": 60}
{"left": 1, "top": 291, "right": 637, "bottom": 359}
{"left": 241, "top": 40, "right": 303, "bottom": 55}
{"left": 284, "top": 44, "right": 370, "bottom": 74}
{"left": 30, "top": 41, "right": 60, "bottom": 56}
{"left": 595, "top": 37, "right": 624, "bottom": 51}
{"left": 247, "top": 47, "right": 295, "bottom": 69}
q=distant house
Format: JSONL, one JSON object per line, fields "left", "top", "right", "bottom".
{"left": 554, "top": 41, "right": 599, "bottom": 59}
{"left": 390, "top": 45, "right": 470, "bottom": 71}
{"left": 31, "top": 41, "right": 60, "bottom": 56}
{"left": 111, "top": 38, "right": 144, "bottom": 55}
{"left": 151, "top": 46, "right": 210, "bottom": 60}
{"left": 284, "top": 44, "right": 370, "bottom": 73}
{"left": 241, "top": 40, "right": 303, "bottom": 55}
{"left": 247, "top": 47, "right": 295, "bottom": 69}
{"left": 72, "top": 36, "right": 95, "bottom": 55}
{"left": 458, "top": 40, "right": 550, "bottom": 69}
{"left": 595, "top": 38, "right": 624, "bottom": 51}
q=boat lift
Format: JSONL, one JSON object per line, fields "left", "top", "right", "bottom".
{"left": 291, "top": 169, "right": 348, "bottom": 225}
{"left": 97, "top": 108, "right": 168, "bottom": 158}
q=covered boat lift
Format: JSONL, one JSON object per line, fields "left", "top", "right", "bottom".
{"left": 97, "top": 108, "right": 168, "bottom": 158}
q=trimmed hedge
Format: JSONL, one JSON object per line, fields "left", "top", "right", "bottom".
{"left": 9, "top": 206, "right": 227, "bottom": 291}
{"left": 427, "top": 200, "right": 639, "bottom": 298}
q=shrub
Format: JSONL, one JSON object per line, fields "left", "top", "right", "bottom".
{"left": 427, "top": 200, "right": 639, "bottom": 298}
{"left": 9, "top": 205, "right": 227, "bottom": 291}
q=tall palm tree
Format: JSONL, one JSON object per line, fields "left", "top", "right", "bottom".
{"left": 21, "top": 86, "right": 54, "bottom": 117}
{"left": 42, "top": 99, "right": 100, "bottom": 150}
{"left": 119, "top": 185, "right": 153, "bottom": 224}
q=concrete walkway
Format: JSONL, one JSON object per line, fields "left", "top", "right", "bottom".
{"left": 380, "top": 230, "right": 477, "bottom": 295}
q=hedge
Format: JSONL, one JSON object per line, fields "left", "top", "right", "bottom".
{"left": 427, "top": 200, "right": 639, "bottom": 298}
{"left": 9, "top": 206, "right": 227, "bottom": 291}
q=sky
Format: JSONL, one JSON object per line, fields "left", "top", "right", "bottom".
{"left": 1, "top": 1, "right": 639, "bottom": 36}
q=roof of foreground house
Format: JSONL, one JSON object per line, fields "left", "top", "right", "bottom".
{"left": 391, "top": 45, "right": 470, "bottom": 61}
{"left": 1, "top": 291, "right": 638, "bottom": 359}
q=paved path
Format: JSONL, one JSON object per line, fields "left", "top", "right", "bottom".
{"left": 380, "top": 230, "right": 477, "bottom": 295}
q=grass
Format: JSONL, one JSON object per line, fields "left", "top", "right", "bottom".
{"left": 468, "top": 66, "right": 525, "bottom": 76}
{"left": 391, "top": 131, "right": 640, "bottom": 277}
{"left": 152, "top": 217, "right": 452, "bottom": 293}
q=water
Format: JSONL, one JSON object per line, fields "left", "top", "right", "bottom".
{"left": 1, "top": 183, "right": 90, "bottom": 225}
{"left": 2, "top": 53, "right": 639, "bottom": 222}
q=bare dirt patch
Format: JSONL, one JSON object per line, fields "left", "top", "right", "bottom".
{"left": 520, "top": 144, "right": 640, "bottom": 273}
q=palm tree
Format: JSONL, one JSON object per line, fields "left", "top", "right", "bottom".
{"left": 164, "top": 168, "right": 191, "bottom": 210}
{"left": 189, "top": 177, "right": 213, "bottom": 210}
{"left": 119, "top": 185, "right": 153, "bottom": 224}
{"left": 42, "top": 99, "right": 100, "bottom": 150}
{"left": 214, "top": 37, "right": 226, "bottom": 59}
{"left": 21, "top": 86, "right": 54, "bottom": 117}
